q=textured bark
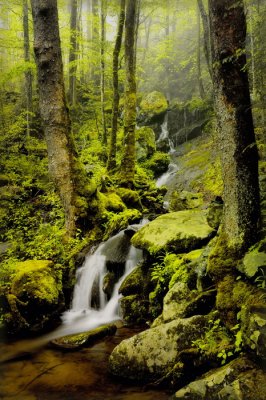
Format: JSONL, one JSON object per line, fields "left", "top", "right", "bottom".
{"left": 23, "top": 0, "right": 33, "bottom": 136}
{"left": 31, "top": 0, "right": 78, "bottom": 236}
{"left": 197, "top": 0, "right": 212, "bottom": 82}
{"left": 209, "top": 0, "right": 260, "bottom": 250}
{"left": 100, "top": 0, "right": 107, "bottom": 145}
{"left": 120, "top": 0, "right": 137, "bottom": 187}
{"left": 197, "top": 5, "right": 205, "bottom": 99}
{"left": 69, "top": 0, "right": 78, "bottom": 106}
{"left": 107, "top": 0, "right": 125, "bottom": 172}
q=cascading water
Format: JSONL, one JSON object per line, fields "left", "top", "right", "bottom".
{"left": 157, "top": 113, "right": 175, "bottom": 153}
{"left": 58, "top": 221, "right": 146, "bottom": 337}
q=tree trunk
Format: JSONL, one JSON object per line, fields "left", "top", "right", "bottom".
{"left": 197, "top": 4, "right": 205, "bottom": 99}
{"left": 31, "top": 0, "right": 80, "bottom": 236}
{"left": 90, "top": 0, "right": 100, "bottom": 89}
{"left": 107, "top": 0, "right": 125, "bottom": 172}
{"left": 23, "top": 0, "right": 33, "bottom": 136}
{"left": 197, "top": 0, "right": 212, "bottom": 82}
{"left": 120, "top": 0, "right": 137, "bottom": 187}
{"left": 209, "top": 0, "right": 260, "bottom": 251}
{"left": 100, "top": 0, "right": 107, "bottom": 145}
{"left": 69, "top": 0, "right": 78, "bottom": 107}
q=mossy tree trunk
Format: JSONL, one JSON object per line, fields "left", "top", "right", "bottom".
{"left": 197, "top": 5, "right": 205, "bottom": 99}
{"left": 23, "top": 0, "right": 33, "bottom": 136}
{"left": 68, "top": 0, "right": 78, "bottom": 107}
{"left": 120, "top": 0, "right": 137, "bottom": 187}
{"left": 31, "top": 0, "right": 83, "bottom": 236}
{"left": 197, "top": 0, "right": 212, "bottom": 82}
{"left": 209, "top": 0, "right": 260, "bottom": 251}
{"left": 107, "top": 0, "right": 125, "bottom": 172}
{"left": 100, "top": 0, "right": 107, "bottom": 145}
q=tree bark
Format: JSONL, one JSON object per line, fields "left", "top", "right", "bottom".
{"left": 69, "top": 0, "right": 78, "bottom": 107}
{"left": 100, "top": 0, "right": 107, "bottom": 145}
{"left": 197, "top": 4, "right": 205, "bottom": 99}
{"left": 31, "top": 0, "right": 80, "bottom": 236}
{"left": 197, "top": 0, "right": 212, "bottom": 82}
{"left": 23, "top": 0, "right": 33, "bottom": 136}
{"left": 209, "top": 0, "right": 260, "bottom": 251}
{"left": 120, "top": 0, "right": 137, "bottom": 187}
{"left": 107, "top": 0, "right": 125, "bottom": 172}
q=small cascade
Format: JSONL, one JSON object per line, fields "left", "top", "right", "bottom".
{"left": 156, "top": 163, "right": 179, "bottom": 188}
{"left": 157, "top": 113, "right": 175, "bottom": 153}
{"left": 57, "top": 220, "right": 146, "bottom": 336}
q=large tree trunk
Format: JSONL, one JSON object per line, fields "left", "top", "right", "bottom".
{"left": 197, "top": 0, "right": 212, "bottom": 82}
{"left": 209, "top": 0, "right": 260, "bottom": 251}
{"left": 31, "top": 0, "right": 80, "bottom": 236}
{"left": 107, "top": 0, "right": 125, "bottom": 172}
{"left": 100, "top": 0, "right": 107, "bottom": 145}
{"left": 196, "top": 4, "right": 205, "bottom": 99}
{"left": 68, "top": 0, "right": 78, "bottom": 107}
{"left": 23, "top": 0, "right": 33, "bottom": 136}
{"left": 120, "top": 0, "right": 137, "bottom": 187}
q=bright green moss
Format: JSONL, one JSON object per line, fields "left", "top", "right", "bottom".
{"left": 139, "top": 91, "right": 168, "bottom": 117}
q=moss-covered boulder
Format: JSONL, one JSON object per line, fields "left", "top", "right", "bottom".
{"left": 6, "top": 260, "right": 64, "bottom": 332}
{"left": 139, "top": 91, "right": 168, "bottom": 124}
{"left": 173, "top": 356, "right": 266, "bottom": 400}
{"left": 109, "top": 315, "right": 208, "bottom": 383}
{"left": 116, "top": 188, "right": 141, "bottom": 208}
{"left": 143, "top": 151, "right": 170, "bottom": 177}
{"left": 103, "top": 208, "right": 142, "bottom": 239}
{"left": 119, "top": 266, "right": 144, "bottom": 296}
{"left": 119, "top": 294, "right": 149, "bottom": 326}
{"left": 51, "top": 323, "right": 117, "bottom": 350}
{"left": 169, "top": 190, "right": 204, "bottom": 211}
{"left": 240, "top": 304, "right": 266, "bottom": 360}
{"left": 136, "top": 126, "right": 156, "bottom": 161}
{"left": 131, "top": 210, "right": 215, "bottom": 256}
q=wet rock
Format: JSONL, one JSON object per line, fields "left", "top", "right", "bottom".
{"left": 138, "top": 91, "right": 168, "bottom": 125}
{"left": 103, "top": 272, "right": 116, "bottom": 299}
{"left": 131, "top": 210, "right": 215, "bottom": 256}
{"left": 109, "top": 315, "right": 208, "bottom": 382}
{"left": 119, "top": 266, "right": 144, "bottom": 296}
{"left": 51, "top": 323, "right": 117, "bottom": 350}
{"left": 3, "top": 260, "right": 64, "bottom": 333}
{"left": 119, "top": 295, "right": 149, "bottom": 326}
{"left": 172, "top": 356, "right": 266, "bottom": 400}
{"left": 162, "top": 282, "right": 193, "bottom": 323}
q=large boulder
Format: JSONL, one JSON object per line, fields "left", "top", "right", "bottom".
{"left": 173, "top": 356, "right": 266, "bottom": 400}
{"left": 131, "top": 210, "right": 215, "bottom": 255}
{"left": 109, "top": 315, "right": 208, "bottom": 382}
{"left": 139, "top": 91, "right": 168, "bottom": 125}
{"left": 6, "top": 260, "right": 64, "bottom": 332}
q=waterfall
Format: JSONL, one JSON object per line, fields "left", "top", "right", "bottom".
{"left": 58, "top": 221, "right": 146, "bottom": 336}
{"left": 157, "top": 113, "right": 175, "bottom": 153}
{"left": 156, "top": 163, "right": 179, "bottom": 188}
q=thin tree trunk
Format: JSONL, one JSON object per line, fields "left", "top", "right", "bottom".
{"left": 197, "top": 0, "right": 212, "bottom": 82}
{"left": 23, "top": 0, "right": 33, "bottom": 136}
{"left": 100, "top": 0, "right": 107, "bottom": 145}
{"left": 69, "top": 0, "right": 78, "bottom": 107}
{"left": 107, "top": 0, "right": 125, "bottom": 172}
{"left": 209, "top": 0, "right": 260, "bottom": 251}
{"left": 197, "top": 4, "right": 205, "bottom": 99}
{"left": 91, "top": 0, "right": 100, "bottom": 88}
{"left": 31, "top": 0, "right": 80, "bottom": 236}
{"left": 120, "top": 0, "right": 137, "bottom": 187}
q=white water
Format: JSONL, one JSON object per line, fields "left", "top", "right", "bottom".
{"left": 156, "top": 162, "right": 179, "bottom": 187}
{"left": 157, "top": 114, "right": 175, "bottom": 153}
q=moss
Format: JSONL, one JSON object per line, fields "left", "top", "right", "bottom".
{"left": 170, "top": 191, "right": 203, "bottom": 211}
{"left": 98, "top": 191, "right": 126, "bottom": 212}
{"left": 119, "top": 266, "right": 144, "bottom": 296}
{"left": 103, "top": 208, "right": 142, "bottom": 239}
{"left": 116, "top": 188, "right": 141, "bottom": 208}
{"left": 131, "top": 210, "right": 214, "bottom": 256}
{"left": 143, "top": 151, "right": 170, "bottom": 177}
{"left": 120, "top": 294, "right": 149, "bottom": 325}
{"left": 241, "top": 239, "right": 266, "bottom": 278}
{"left": 11, "top": 260, "right": 62, "bottom": 305}
{"left": 139, "top": 91, "right": 168, "bottom": 118}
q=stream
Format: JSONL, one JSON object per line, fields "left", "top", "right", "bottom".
{"left": 0, "top": 220, "right": 170, "bottom": 399}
